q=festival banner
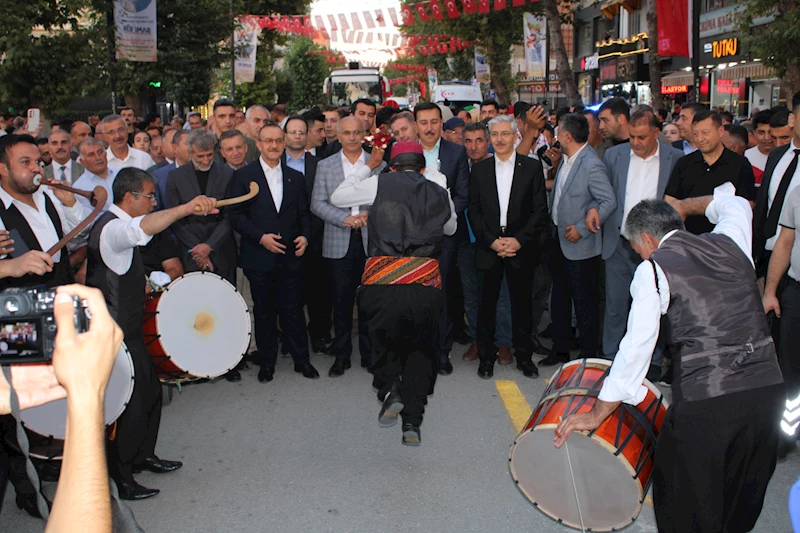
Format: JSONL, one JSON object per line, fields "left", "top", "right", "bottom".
{"left": 474, "top": 48, "right": 491, "bottom": 83}
{"left": 523, "top": 13, "right": 547, "bottom": 79}
{"left": 234, "top": 17, "right": 261, "bottom": 83}
{"left": 114, "top": 0, "right": 157, "bottom": 62}
{"left": 657, "top": 0, "right": 690, "bottom": 57}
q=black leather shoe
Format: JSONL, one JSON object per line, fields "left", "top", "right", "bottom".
{"left": 401, "top": 423, "right": 421, "bottom": 446}
{"left": 117, "top": 481, "right": 160, "bottom": 501}
{"left": 224, "top": 369, "right": 241, "bottom": 382}
{"left": 16, "top": 493, "right": 50, "bottom": 519}
{"left": 516, "top": 360, "right": 539, "bottom": 378}
{"left": 133, "top": 456, "right": 183, "bottom": 474}
{"left": 329, "top": 358, "right": 351, "bottom": 377}
{"left": 531, "top": 336, "right": 552, "bottom": 357}
{"left": 294, "top": 363, "right": 320, "bottom": 379}
{"left": 379, "top": 385, "right": 404, "bottom": 428}
{"left": 478, "top": 360, "right": 494, "bottom": 379}
{"left": 258, "top": 366, "right": 275, "bottom": 382}
{"left": 438, "top": 356, "right": 453, "bottom": 376}
{"left": 539, "top": 353, "right": 569, "bottom": 367}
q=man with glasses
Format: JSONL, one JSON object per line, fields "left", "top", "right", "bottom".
{"left": 101, "top": 114, "right": 155, "bottom": 171}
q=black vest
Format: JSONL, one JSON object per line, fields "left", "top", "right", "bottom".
{"left": 0, "top": 195, "right": 72, "bottom": 290}
{"left": 86, "top": 211, "right": 145, "bottom": 341}
{"left": 367, "top": 171, "right": 451, "bottom": 258}
{"left": 652, "top": 231, "right": 783, "bottom": 402}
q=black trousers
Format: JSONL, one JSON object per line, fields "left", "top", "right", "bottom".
{"left": 779, "top": 279, "right": 800, "bottom": 404}
{"left": 437, "top": 237, "right": 457, "bottom": 359}
{"left": 652, "top": 385, "right": 782, "bottom": 533}
{"left": 246, "top": 260, "right": 310, "bottom": 368}
{"left": 329, "top": 231, "right": 370, "bottom": 364}
{"left": 0, "top": 417, "right": 39, "bottom": 512}
{"left": 304, "top": 250, "right": 333, "bottom": 343}
{"left": 108, "top": 337, "right": 162, "bottom": 486}
{"left": 477, "top": 259, "right": 534, "bottom": 362}
{"left": 550, "top": 239, "right": 599, "bottom": 358}
{"left": 358, "top": 284, "right": 442, "bottom": 427}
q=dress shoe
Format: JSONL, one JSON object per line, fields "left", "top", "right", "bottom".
{"left": 16, "top": 493, "right": 50, "bottom": 519}
{"left": 438, "top": 355, "right": 453, "bottom": 376}
{"left": 224, "top": 369, "right": 241, "bottom": 382}
{"left": 294, "top": 362, "right": 320, "bottom": 379}
{"left": 462, "top": 343, "right": 479, "bottom": 361}
{"left": 117, "top": 481, "right": 160, "bottom": 501}
{"left": 258, "top": 366, "right": 275, "bottom": 382}
{"left": 329, "top": 358, "right": 351, "bottom": 377}
{"left": 497, "top": 346, "right": 513, "bottom": 365}
{"left": 516, "top": 359, "right": 539, "bottom": 378}
{"left": 539, "top": 353, "right": 569, "bottom": 367}
{"left": 401, "top": 423, "right": 421, "bottom": 446}
{"left": 531, "top": 336, "right": 552, "bottom": 357}
{"left": 478, "top": 359, "right": 494, "bottom": 379}
{"left": 133, "top": 456, "right": 183, "bottom": 474}
{"left": 379, "top": 385, "right": 404, "bottom": 428}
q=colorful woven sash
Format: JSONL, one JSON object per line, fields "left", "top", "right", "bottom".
{"left": 361, "top": 256, "right": 442, "bottom": 289}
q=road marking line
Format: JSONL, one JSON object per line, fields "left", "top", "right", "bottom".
{"left": 496, "top": 380, "right": 533, "bottom": 433}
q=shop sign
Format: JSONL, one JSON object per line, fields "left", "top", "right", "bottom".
{"left": 616, "top": 56, "right": 637, "bottom": 81}
{"left": 715, "top": 79, "right": 740, "bottom": 95}
{"left": 703, "top": 37, "right": 738, "bottom": 59}
{"left": 599, "top": 59, "right": 618, "bottom": 82}
{"left": 662, "top": 85, "right": 688, "bottom": 95}
{"left": 580, "top": 53, "right": 599, "bottom": 71}
{"left": 699, "top": 4, "right": 775, "bottom": 39}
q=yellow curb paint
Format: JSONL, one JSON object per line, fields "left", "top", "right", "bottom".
{"left": 496, "top": 380, "right": 533, "bottom": 433}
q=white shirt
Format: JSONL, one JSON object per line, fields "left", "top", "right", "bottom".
{"left": 598, "top": 183, "right": 753, "bottom": 406}
{"left": 551, "top": 143, "right": 588, "bottom": 224}
{"left": 621, "top": 146, "right": 661, "bottom": 239}
{"left": 745, "top": 146, "right": 769, "bottom": 172}
{"left": 99, "top": 204, "right": 152, "bottom": 275}
{"left": 260, "top": 156, "right": 283, "bottom": 212}
{"left": 72, "top": 168, "right": 117, "bottom": 215}
{"left": 495, "top": 152, "right": 516, "bottom": 228}
{"left": 341, "top": 150, "right": 369, "bottom": 217}
{"left": 49, "top": 159, "right": 74, "bottom": 182}
{"left": 0, "top": 185, "right": 84, "bottom": 262}
{"left": 330, "top": 164, "right": 457, "bottom": 236}
{"left": 765, "top": 140, "right": 800, "bottom": 250}
{"left": 106, "top": 146, "right": 156, "bottom": 171}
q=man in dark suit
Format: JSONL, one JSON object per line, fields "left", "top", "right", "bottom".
{"left": 227, "top": 121, "right": 319, "bottom": 383}
{"left": 468, "top": 116, "right": 548, "bottom": 379}
{"left": 153, "top": 130, "right": 190, "bottom": 209}
{"left": 414, "top": 102, "right": 470, "bottom": 374}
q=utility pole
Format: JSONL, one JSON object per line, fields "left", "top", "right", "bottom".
{"left": 106, "top": 0, "right": 118, "bottom": 113}
{"left": 230, "top": 0, "right": 236, "bottom": 102}
{"left": 544, "top": 16, "right": 550, "bottom": 106}
{"left": 691, "top": 0, "right": 701, "bottom": 104}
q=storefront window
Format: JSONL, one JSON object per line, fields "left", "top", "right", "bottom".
{"left": 711, "top": 77, "right": 745, "bottom": 113}
{"left": 576, "top": 21, "right": 594, "bottom": 57}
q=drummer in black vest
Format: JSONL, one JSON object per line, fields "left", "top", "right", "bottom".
{"left": 0, "top": 134, "right": 84, "bottom": 518}
{"left": 555, "top": 183, "right": 784, "bottom": 532}
{"left": 86, "top": 167, "right": 217, "bottom": 500}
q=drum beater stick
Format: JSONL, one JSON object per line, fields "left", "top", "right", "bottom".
{"left": 564, "top": 439, "right": 586, "bottom": 533}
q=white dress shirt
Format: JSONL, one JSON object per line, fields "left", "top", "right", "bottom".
{"left": 330, "top": 165, "right": 457, "bottom": 236}
{"left": 260, "top": 156, "right": 283, "bottom": 212}
{"left": 495, "top": 152, "right": 516, "bottom": 228}
{"left": 598, "top": 184, "right": 753, "bottom": 406}
{"left": 99, "top": 204, "right": 153, "bottom": 275}
{"left": 106, "top": 146, "right": 156, "bottom": 171}
{"left": 49, "top": 159, "right": 74, "bottom": 182}
{"left": 0, "top": 185, "right": 84, "bottom": 262}
{"left": 765, "top": 140, "right": 800, "bottom": 250}
{"left": 72, "top": 168, "right": 117, "bottom": 215}
{"left": 551, "top": 142, "right": 588, "bottom": 224}
{"left": 341, "top": 150, "right": 368, "bottom": 217}
{"left": 621, "top": 146, "right": 661, "bottom": 239}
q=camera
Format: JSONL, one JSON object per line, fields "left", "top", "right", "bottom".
{"left": 0, "top": 287, "right": 89, "bottom": 364}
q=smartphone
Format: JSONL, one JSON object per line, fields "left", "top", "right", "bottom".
{"left": 27, "top": 109, "right": 40, "bottom": 132}
{"left": 6, "top": 229, "right": 28, "bottom": 258}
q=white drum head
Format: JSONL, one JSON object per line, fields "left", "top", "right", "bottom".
{"left": 20, "top": 343, "right": 135, "bottom": 440}
{"left": 509, "top": 428, "right": 642, "bottom": 532}
{"left": 155, "top": 272, "right": 250, "bottom": 378}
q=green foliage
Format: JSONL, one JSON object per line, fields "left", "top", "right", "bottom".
{"left": 739, "top": 0, "right": 800, "bottom": 81}
{"left": 283, "top": 36, "right": 328, "bottom": 110}
{"left": 235, "top": 33, "right": 285, "bottom": 107}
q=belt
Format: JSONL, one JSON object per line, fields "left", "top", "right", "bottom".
{"left": 680, "top": 337, "right": 774, "bottom": 363}
{"left": 361, "top": 256, "right": 442, "bottom": 289}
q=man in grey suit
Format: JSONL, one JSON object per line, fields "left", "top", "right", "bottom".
{"left": 311, "top": 116, "right": 386, "bottom": 377}
{"left": 44, "top": 130, "right": 84, "bottom": 183}
{"left": 600, "top": 108, "right": 683, "bottom": 378}
{"left": 543, "top": 113, "right": 616, "bottom": 366}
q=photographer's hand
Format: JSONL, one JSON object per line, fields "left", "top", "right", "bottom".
{"left": 0, "top": 364, "right": 65, "bottom": 415}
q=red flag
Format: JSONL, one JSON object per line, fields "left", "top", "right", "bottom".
{"left": 430, "top": 0, "right": 445, "bottom": 20}
{"left": 657, "top": 0, "right": 690, "bottom": 57}
{"left": 415, "top": 4, "right": 431, "bottom": 22}
{"left": 401, "top": 4, "right": 416, "bottom": 25}
{"left": 351, "top": 13, "right": 363, "bottom": 30}
{"left": 494, "top": 0, "right": 507, "bottom": 9}
{"left": 363, "top": 11, "right": 376, "bottom": 28}
{"left": 450, "top": 37, "right": 456, "bottom": 52}
{"left": 445, "top": 0, "right": 461, "bottom": 18}
{"left": 338, "top": 14, "right": 350, "bottom": 31}
{"left": 511, "top": 0, "right": 524, "bottom": 6}
{"left": 375, "top": 10, "right": 386, "bottom": 27}
{"left": 461, "top": 0, "right": 477, "bottom": 14}
{"left": 478, "top": 0, "right": 490, "bottom": 14}
{"left": 388, "top": 7, "right": 400, "bottom": 26}
{"left": 420, "top": 46, "right": 429, "bottom": 56}
{"left": 327, "top": 15, "right": 338, "bottom": 31}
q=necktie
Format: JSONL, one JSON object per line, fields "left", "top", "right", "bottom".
{"left": 765, "top": 149, "right": 800, "bottom": 240}
{"left": 59, "top": 166, "right": 66, "bottom": 182}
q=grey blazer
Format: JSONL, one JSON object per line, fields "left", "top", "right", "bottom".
{"left": 311, "top": 154, "right": 386, "bottom": 260}
{"left": 551, "top": 145, "right": 616, "bottom": 261}
{"left": 45, "top": 161, "right": 85, "bottom": 183}
{"left": 601, "top": 144, "right": 684, "bottom": 260}
{"left": 164, "top": 161, "right": 236, "bottom": 282}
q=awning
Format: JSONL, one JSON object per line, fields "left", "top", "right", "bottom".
{"left": 600, "top": 0, "right": 641, "bottom": 19}
{"left": 718, "top": 62, "right": 776, "bottom": 80}
{"left": 661, "top": 71, "right": 694, "bottom": 87}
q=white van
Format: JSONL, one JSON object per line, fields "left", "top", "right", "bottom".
{"left": 432, "top": 83, "right": 482, "bottom": 110}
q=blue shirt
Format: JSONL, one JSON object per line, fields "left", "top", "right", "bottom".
{"left": 423, "top": 139, "right": 441, "bottom": 174}
{"left": 682, "top": 140, "right": 697, "bottom": 155}
{"left": 285, "top": 152, "right": 306, "bottom": 175}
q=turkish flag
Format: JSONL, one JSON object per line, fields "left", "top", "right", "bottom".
{"left": 415, "top": 4, "right": 431, "bottom": 22}
{"left": 494, "top": 0, "right": 507, "bottom": 9}
{"left": 430, "top": 0, "right": 445, "bottom": 20}
{"left": 420, "top": 46, "right": 429, "bottom": 55}
{"left": 478, "top": 0, "right": 490, "bottom": 13}
{"left": 445, "top": 0, "right": 461, "bottom": 18}
{"left": 657, "top": 0, "right": 690, "bottom": 57}
{"left": 461, "top": 0, "right": 477, "bottom": 14}
{"left": 511, "top": 0, "right": 524, "bottom": 6}
{"left": 401, "top": 4, "right": 415, "bottom": 25}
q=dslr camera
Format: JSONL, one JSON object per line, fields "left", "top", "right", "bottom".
{"left": 0, "top": 287, "right": 89, "bottom": 364}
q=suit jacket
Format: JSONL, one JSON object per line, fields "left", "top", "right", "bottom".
{"left": 45, "top": 161, "right": 85, "bottom": 183}
{"left": 436, "top": 138, "right": 471, "bottom": 244}
{"left": 152, "top": 162, "right": 177, "bottom": 209}
{"left": 147, "top": 160, "right": 170, "bottom": 173}
{"left": 468, "top": 154, "right": 548, "bottom": 270}
{"left": 311, "top": 153, "right": 386, "bottom": 259}
{"left": 227, "top": 160, "right": 310, "bottom": 272}
{"left": 281, "top": 152, "right": 324, "bottom": 254}
{"left": 753, "top": 143, "right": 793, "bottom": 263}
{"left": 551, "top": 145, "right": 616, "bottom": 261}
{"left": 601, "top": 144, "right": 683, "bottom": 260}
{"left": 165, "top": 161, "right": 236, "bottom": 278}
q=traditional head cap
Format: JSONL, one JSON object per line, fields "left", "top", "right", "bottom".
{"left": 443, "top": 117, "right": 465, "bottom": 132}
{"left": 389, "top": 141, "right": 425, "bottom": 169}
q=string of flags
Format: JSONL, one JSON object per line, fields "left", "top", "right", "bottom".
{"left": 385, "top": 64, "right": 429, "bottom": 73}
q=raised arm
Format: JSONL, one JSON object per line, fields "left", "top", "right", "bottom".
{"left": 311, "top": 163, "right": 351, "bottom": 228}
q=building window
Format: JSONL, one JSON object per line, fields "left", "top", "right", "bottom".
{"left": 576, "top": 20, "right": 594, "bottom": 57}
{"left": 629, "top": 10, "right": 641, "bottom": 35}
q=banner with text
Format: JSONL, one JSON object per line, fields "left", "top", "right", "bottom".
{"left": 523, "top": 13, "right": 547, "bottom": 80}
{"left": 235, "top": 18, "right": 261, "bottom": 83}
{"left": 115, "top": 0, "right": 158, "bottom": 62}
{"left": 475, "top": 48, "right": 491, "bottom": 83}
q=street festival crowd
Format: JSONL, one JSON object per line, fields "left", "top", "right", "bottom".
{"left": 0, "top": 93, "right": 798, "bottom": 532}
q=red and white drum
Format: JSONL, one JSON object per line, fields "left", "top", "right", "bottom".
{"left": 509, "top": 358, "right": 668, "bottom": 532}
{"left": 19, "top": 343, "right": 135, "bottom": 459}
{"left": 143, "top": 272, "right": 250, "bottom": 380}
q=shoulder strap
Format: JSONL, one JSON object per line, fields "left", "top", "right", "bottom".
{"left": 648, "top": 259, "right": 661, "bottom": 297}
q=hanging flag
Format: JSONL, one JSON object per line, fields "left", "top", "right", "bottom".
{"left": 415, "top": 4, "right": 431, "bottom": 22}
{"left": 495, "top": 0, "right": 507, "bottom": 9}
{"left": 430, "top": 0, "right": 445, "bottom": 20}
{"left": 327, "top": 15, "right": 338, "bottom": 31}
{"left": 366, "top": 33, "right": 373, "bottom": 43}
{"left": 474, "top": 48, "right": 491, "bottom": 82}
{"left": 461, "top": 0, "right": 477, "bottom": 15}
{"left": 478, "top": 0, "right": 490, "bottom": 14}
{"left": 375, "top": 9, "right": 386, "bottom": 26}
{"left": 445, "top": 0, "right": 461, "bottom": 18}
{"left": 392, "top": 35, "right": 400, "bottom": 47}
{"left": 512, "top": 0, "right": 525, "bottom": 6}
{"left": 657, "top": 0, "right": 690, "bottom": 57}
{"left": 363, "top": 11, "right": 376, "bottom": 28}
{"left": 356, "top": 32, "right": 364, "bottom": 44}
{"left": 351, "top": 12, "right": 363, "bottom": 30}
{"left": 114, "top": 0, "right": 158, "bottom": 62}
{"left": 388, "top": 7, "right": 400, "bottom": 26}
{"left": 524, "top": 12, "right": 547, "bottom": 79}
{"left": 234, "top": 17, "right": 260, "bottom": 83}
{"left": 338, "top": 14, "right": 350, "bottom": 31}
{"left": 401, "top": 4, "right": 416, "bottom": 25}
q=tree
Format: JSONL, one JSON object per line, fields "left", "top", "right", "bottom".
{"left": 283, "top": 36, "right": 328, "bottom": 110}
{"left": 646, "top": 0, "right": 663, "bottom": 109}
{"left": 235, "top": 35, "right": 284, "bottom": 108}
{"left": 543, "top": 0, "right": 581, "bottom": 105}
{"left": 741, "top": 0, "right": 800, "bottom": 99}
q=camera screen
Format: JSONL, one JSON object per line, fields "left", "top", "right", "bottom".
{"left": 0, "top": 320, "right": 41, "bottom": 359}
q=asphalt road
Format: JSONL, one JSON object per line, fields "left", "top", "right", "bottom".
{"left": 2, "top": 344, "right": 798, "bottom": 532}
